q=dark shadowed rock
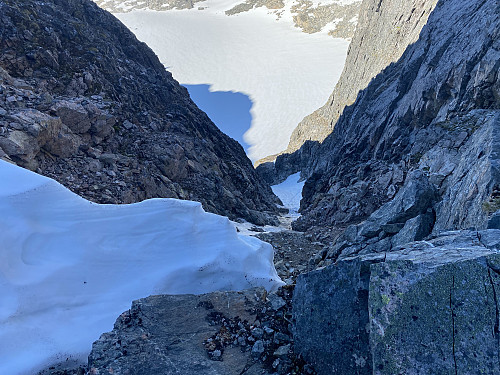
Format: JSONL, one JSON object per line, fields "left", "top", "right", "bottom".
{"left": 293, "top": 256, "right": 372, "bottom": 375}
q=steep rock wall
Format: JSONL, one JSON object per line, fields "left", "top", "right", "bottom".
{"left": 272, "top": 0, "right": 499, "bottom": 237}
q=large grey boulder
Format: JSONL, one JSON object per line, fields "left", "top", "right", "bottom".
{"left": 293, "top": 230, "right": 500, "bottom": 375}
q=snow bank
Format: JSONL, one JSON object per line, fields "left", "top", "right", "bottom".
{"left": 271, "top": 172, "right": 305, "bottom": 218}
{"left": 0, "top": 160, "right": 283, "bottom": 375}
{"left": 116, "top": 5, "right": 349, "bottom": 161}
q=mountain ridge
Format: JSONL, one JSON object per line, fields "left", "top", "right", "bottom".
{"left": 95, "top": 0, "right": 362, "bottom": 40}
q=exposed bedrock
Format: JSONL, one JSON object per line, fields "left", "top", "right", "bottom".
{"left": 293, "top": 230, "right": 500, "bottom": 375}
{"left": 314, "top": 111, "right": 500, "bottom": 262}
{"left": 87, "top": 289, "right": 271, "bottom": 375}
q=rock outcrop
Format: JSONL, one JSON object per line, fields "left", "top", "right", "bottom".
{"left": 293, "top": 230, "right": 500, "bottom": 375}
{"left": 0, "top": 0, "right": 280, "bottom": 225}
{"left": 93, "top": 0, "right": 206, "bottom": 12}
{"left": 96, "top": 0, "right": 361, "bottom": 40}
{"left": 87, "top": 289, "right": 272, "bottom": 375}
{"left": 226, "top": 0, "right": 361, "bottom": 40}
{"left": 262, "top": 0, "right": 500, "bottom": 235}
{"left": 82, "top": 287, "right": 312, "bottom": 375}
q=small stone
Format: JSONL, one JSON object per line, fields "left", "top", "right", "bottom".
{"left": 272, "top": 359, "right": 280, "bottom": 369}
{"left": 268, "top": 294, "right": 286, "bottom": 310}
{"left": 273, "top": 345, "right": 290, "bottom": 358}
{"left": 99, "top": 153, "right": 117, "bottom": 165}
{"left": 251, "top": 340, "right": 265, "bottom": 356}
{"left": 264, "top": 326, "right": 274, "bottom": 335}
{"left": 123, "top": 120, "right": 134, "bottom": 130}
{"left": 249, "top": 226, "right": 264, "bottom": 233}
{"left": 273, "top": 332, "right": 291, "bottom": 344}
{"left": 251, "top": 327, "right": 264, "bottom": 339}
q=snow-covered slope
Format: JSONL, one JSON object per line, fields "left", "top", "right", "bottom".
{"left": 0, "top": 160, "right": 282, "bottom": 375}
{"left": 94, "top": 0, "right": 356, "bottom": 161}
{"left": 272, "top": 172, "right": 304, "bottom": 218}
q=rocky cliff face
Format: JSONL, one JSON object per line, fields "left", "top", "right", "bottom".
{"left": 257, "top": 0, "right": 438, "bottom": 166}
{"left": 0, "top": 0, "right": 280, "bottom": 225}
{"left": 94, "top": 0, "right": 206, "bottom": 12}
{"left": 263, "top": 0, "right": 499, "bottom": 238}
{"left": 281, "top": 0, "right": 438, "bottom": 155}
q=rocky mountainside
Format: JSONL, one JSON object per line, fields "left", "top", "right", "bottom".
{"left": 260, "top": 0, "right": 500, "bottom": 239}
{"left": 95, "top": 0, "right": 362, "bottom": 40}
{"left": 0, "top": 0, "right": 281, "bottom": 225}
{"left": 95, "top": 0, "right": 206, "bottom": 12}
{"left": 284, "top": 0, "right": 438, "bottom": 154}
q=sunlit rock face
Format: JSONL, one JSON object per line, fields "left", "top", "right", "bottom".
{"left": 263, "top": 0, "right": 500, "bottom": 240}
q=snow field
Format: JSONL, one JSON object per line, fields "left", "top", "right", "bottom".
{"left": 116, "top": 5, "right": 350, "bottom": 161}
{"left": 0, "top": 160, "right": 283, "bottom": 375}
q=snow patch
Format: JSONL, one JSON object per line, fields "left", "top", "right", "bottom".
{"left": 0, "top": 160, "right": 283, "bottom": 375}
{"left": 272, "top": 172, "right": 305, "bottom": 218}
